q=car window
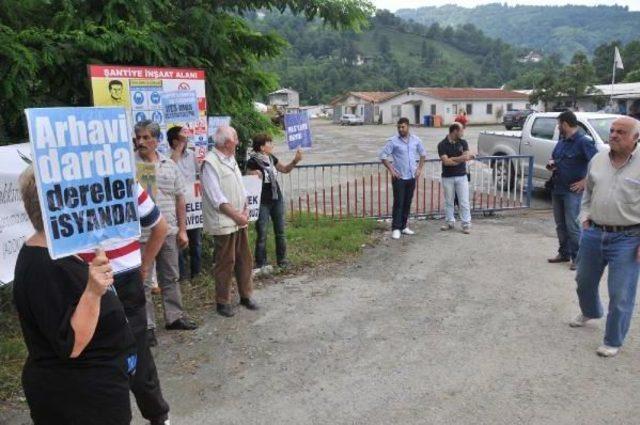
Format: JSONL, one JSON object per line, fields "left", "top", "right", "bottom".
{"left": 530, "top": 117, "right": 556, "bottom": 140}
{"left": 587, "top": 118, "right": 617, "bottom": 143}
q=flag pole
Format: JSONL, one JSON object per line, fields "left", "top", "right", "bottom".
{"left": 611, "top": 56, "right": 616, "bottom": 105}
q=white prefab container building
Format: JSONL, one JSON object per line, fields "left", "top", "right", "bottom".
{"left": 377, "top": 88, "right": 530, "bottom": 126}
{"left": 330, "top": 91, "right": 398, "bottom": 124}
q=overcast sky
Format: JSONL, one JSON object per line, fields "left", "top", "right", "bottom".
{"left": 372, "top": 1, "right": 639, "bottom": 12}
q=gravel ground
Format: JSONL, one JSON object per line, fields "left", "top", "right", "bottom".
{"left": 9, "top": 122, "right": 637, "bottom": 425}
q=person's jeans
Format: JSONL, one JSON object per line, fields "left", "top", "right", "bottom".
{"left": 552, "top": 191, "right": 582, "bottom": 260}
{"left": 179, "top": 228, "right": 202, "bottom": 279}
{"left": 391, "top": 178, "right": 416, "bottom": 231}
{"left": 255, "top": 199, "right": 287, "bottom": 267}
{"left": 575, "top": 226, "right": 640, "bottom": 347}
{"left": 442, "top": 176, "right": 471, "bottom": 225}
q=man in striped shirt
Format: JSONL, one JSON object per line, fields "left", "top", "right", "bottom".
{"left": 78, "top": 182, "right": 173, "bottom": 425}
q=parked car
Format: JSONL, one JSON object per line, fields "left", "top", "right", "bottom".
{"left": 478, "top": 112, "right": 622, "bottom": 187}
{"left": 502, "top": 109, "right": 534, "bottom": 130}
{"left": 340, "top": 114, "right": 364, "bottom": 126}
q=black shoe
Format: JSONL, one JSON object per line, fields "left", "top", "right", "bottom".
{"left": 548, "top": 254, "right": 570, "bottom": 263}
{"left": 147, "top": 329, "right": 158, "bottom": 347}
{"left": 240, "top": 297, "right": 259, "bottom": 311}
{"left": 149, "top": 415, "right": 169, "bottom": 425}
{"left": 165, "top": 317, "right": 198, "bottom": 330}
{"left": 216, "top": 303, "right": 236, "bottom": 317}
{"left": 277, "top": 259, "right": 291, "bottom": 270}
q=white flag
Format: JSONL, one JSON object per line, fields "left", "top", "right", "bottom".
{"left": 614, "top": 46, "right": 624, "bottom": 70}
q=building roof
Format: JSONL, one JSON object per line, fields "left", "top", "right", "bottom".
{"left": 593, "top": 82, "right": 640, "bottom": 97}
{"left": 330, "top": 91, "right": 398, "bottom": 105}
{"left": 269, "top": 88, "right": 299, "bottom": 96}
{"left": 409, "top": 87, "right": 529, "bottom": 101}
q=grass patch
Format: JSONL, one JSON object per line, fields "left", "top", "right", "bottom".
{"left": 0, "top": 215, "right": 382, "bottom": 403}
{"left": 0, "top": 286, "right": 27, "bottom": 402}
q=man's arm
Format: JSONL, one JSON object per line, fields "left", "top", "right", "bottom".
{"left": 578, "top": 163, "right": 593, "bottom": 229}
{"left": 141, "top": 216, "right": 168, "bottom": 281}
{"left": 380, "top": 140, "right": 400, "bottom": 178}
{"left": 175, "top": 194, "right": 188, "bottom": 249}
{"left": 202, "top": 162, "right": 248, "bottom": 226}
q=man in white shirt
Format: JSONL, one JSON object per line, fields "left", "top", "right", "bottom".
{"left": 201, "top": 126, "right": 257, "bottom": 317}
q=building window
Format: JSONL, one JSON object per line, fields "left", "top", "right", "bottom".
{"left": 431, "top": 104, "right": 437, "bottom": 115}
{"left": 486, "top": 103, "right": 493, "bottom": 114}
{"left": 452, "top": 104, "right": 458, "bottom": 114}
{"left": 506, "top": 103, "right": 513, "bottom": 111}
{"left": 466, "top": 103, "right": 473, "bottom": 115}
{"left": 374, "top": 106, "right": 379, "bottom": 117}
{"left": 392, "top": 105, "right": 401, "bottom": 119}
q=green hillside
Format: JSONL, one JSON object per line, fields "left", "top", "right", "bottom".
{"left": 395, "top": 4, "right": 639, "bottom": 62}
{"left": 249, "top": 10, "right": 527, "bottom": 105}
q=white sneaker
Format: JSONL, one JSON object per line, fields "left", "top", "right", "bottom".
{"left": 402, "top": 228, "right": 415, "bottom": 235}
{"left": 462, "top": 225, "right": 471, "bottom": 234}
{"left": 391, "top": 229, "right": 401, "bottom": 239}
{"left": 596, "top": 345, "right": 620, "bottom": 357}
{"left": 440, "top": 223, "right": 454, "bottom": 231}
{"left": 569, "top": 313, "right": 593, "bottom": 328}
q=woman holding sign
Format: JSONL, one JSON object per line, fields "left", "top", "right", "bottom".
{"left": 247, "top": 133, "right": 302, "bottom": 270}
{"left": 12, "top": 166, "right": 136, "bottom": 424}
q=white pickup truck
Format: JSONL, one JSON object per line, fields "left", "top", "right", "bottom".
{"left": 478, "top": 112, "right": 622, "bottom": 186}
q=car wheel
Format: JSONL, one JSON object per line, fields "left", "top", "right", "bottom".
{"left": 491, "top": 156, "right": 516, "bottom": 192}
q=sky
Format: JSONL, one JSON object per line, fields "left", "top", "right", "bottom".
{"left": 371, "top": 0, "right": 639, "bottom": 12}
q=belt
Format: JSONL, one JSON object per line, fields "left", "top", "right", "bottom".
{"left": 590, "top": 221, "right": 640, "bottom": 233}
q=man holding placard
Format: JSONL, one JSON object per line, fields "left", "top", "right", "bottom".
{"left": 135, "top": 120, "right": 198, "bottom": 332}
{"left": 201, "top": 126, "right": 259, "bottom": 317}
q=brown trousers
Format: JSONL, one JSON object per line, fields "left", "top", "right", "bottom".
{"left": 213, "top": 228, "right": 253, "bottom": 304}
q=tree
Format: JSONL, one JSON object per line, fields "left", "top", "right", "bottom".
{"left": 557, "top": 52, "right": 597, "bottom": 109}
{"left": 378, "top": 34, "right": 391, "bottom": 58}
{"left": 530, "top": 66, "right": 561, "bottom": 112}
{"left": 623, "top": 69, "right": 640, "bottom": 83}
{"left": 0, "top": 0, "right": 375, "bottom": 145}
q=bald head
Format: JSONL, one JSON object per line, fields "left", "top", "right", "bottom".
{"left": 609, "top": 116, "right": 640, "bottom": 155}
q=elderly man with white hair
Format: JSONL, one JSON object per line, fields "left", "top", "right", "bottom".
{"left": 201, "top": 126, "right": 258, "bottom": 317}
{"left": 571, "top": 116, "right": 640, "bottom": 357}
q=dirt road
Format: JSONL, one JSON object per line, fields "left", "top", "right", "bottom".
{"left": 140, "top": 212, "right": 638, "bottom": 424}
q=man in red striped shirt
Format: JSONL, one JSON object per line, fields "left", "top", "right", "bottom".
{"left": 78, "top": 183, "right": 172, "bottom": 425}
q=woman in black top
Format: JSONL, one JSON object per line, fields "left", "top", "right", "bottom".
{"left": 12, "top": 166, "right": 136, "bottom": 425}
{"left": 246, "top": 133, "right": 302, "bottom": 269}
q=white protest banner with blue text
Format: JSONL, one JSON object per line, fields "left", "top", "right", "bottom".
{"left": 242, "top": 176, "right": 262, "bottom": 222}
{"left": 162, "top": 90, "right": 199, "bottom": 123}
{"left": 284, "top": 112, "right": 312, "bottom": 150}
{"left": 26, "top": 107, "right": 140, "bottom": 259}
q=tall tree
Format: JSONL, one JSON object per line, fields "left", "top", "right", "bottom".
{"left": 0, "top": 0, "right": 374, "bottom": 145}
{"left": 558, "top": 52, "right": 597, "bottom": 109}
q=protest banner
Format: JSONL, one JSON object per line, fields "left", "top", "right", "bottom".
{"left": 0, "top": 143, "right": 34, "bottom": 284}
{"left": 88, "top": 65, "right": 207, "bottom": 154}
{"left": 162, "top": 90, "right": 199, "bottom": 123}
{"left": 184, "top": 180, "right": 203, "bottom": 230}
{"left": 136, "top": 162, "right": 157, "bottom": 200}
{"left": 243, "top": 176, "right": 262, "bottom": 222}
{"left": 25, "top": 107, "right": 140, "bottom": 259}
{"left": 284, "top": 112, "right": 312, "bottom": 150}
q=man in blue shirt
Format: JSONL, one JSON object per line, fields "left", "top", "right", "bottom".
{"left": 547, "top": 110, "right": 598, "bottom": 270}
{"left": 379, "top": 117, "right": 427, "bottom": 240}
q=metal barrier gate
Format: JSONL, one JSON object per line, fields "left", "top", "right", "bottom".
{"left": 276, "top": 155, "right": 534, "bottom": 219}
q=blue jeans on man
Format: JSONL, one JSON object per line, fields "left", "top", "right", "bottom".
{"left": 552, "top": 191, "right": 582, "bottom": 261}
{"left": 179, "top": 228, "right": 202, "bottom": 280}
{"left": 443, "top": 176, "right": 471, "bottom": 226}
{"left": 255, "top": 199, "right": 287, "bottom": 267}
{"left": 575, "top": 226, "right": 640, "bottom": 347}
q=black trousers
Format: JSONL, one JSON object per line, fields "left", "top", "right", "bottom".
{"left": 391, "top": 178, "right": 416, "bottom": 230}
{"left": 115, "top": 270, "right": 170, "bottom": 422}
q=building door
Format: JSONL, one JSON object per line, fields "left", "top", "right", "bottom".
{"left": 414, "top": 104, "right": 421, "bottom": 125}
